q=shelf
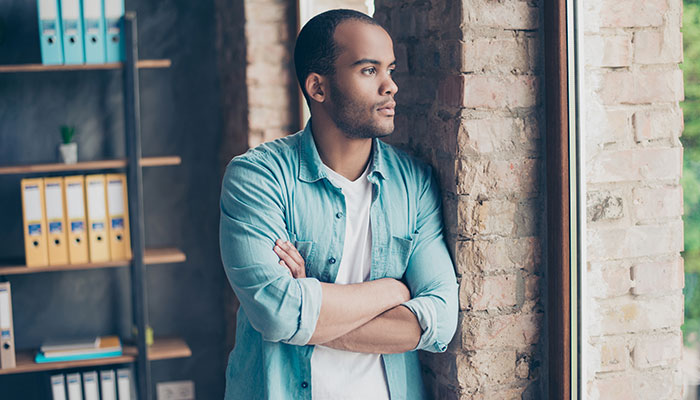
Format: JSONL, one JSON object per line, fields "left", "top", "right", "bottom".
{"left": 0, "top": 247, "right": 186, "bottom": 276}
{"left": 0, "top": 156, "right": 181, "bottom": 175}
{"left": 0, "top": 59, "right": 171, "bottom": 73}
{"left": 0, "top": 337, "right": 191, "bottom": 375}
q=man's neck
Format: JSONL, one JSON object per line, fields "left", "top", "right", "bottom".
{"left": 310, "top": 116, "right": 373, "bottom": 182}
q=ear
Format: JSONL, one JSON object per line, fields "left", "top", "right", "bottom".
{"left": 305, "top": 73, "right": 326, "bottom": 103}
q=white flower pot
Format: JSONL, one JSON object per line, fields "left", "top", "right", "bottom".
{"left": 59, "top": 142, "right": 78, "bottom": 164}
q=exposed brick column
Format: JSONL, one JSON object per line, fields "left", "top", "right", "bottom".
{"left": 583, "top": 0, "right": 685, "bottom": 397}
{"left": 244, "top": 0, "right": 300, "bottom": 148}
{"left": 375, "top": 0, "right": 546, "bottom": 398}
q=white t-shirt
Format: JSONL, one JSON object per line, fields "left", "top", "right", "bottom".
{"left": 310, "top": 163, "right": 390, "bottom": 400}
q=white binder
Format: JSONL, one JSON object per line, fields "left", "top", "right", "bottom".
{"left": 116, "top": 368, "right": 133, "bottom": 400}
{"left": 0, "top": 282, "right": 16, "bottom": 369}
{"left": 51, "top": 374, "right": 67, "bottom": 400}
{"left": 100, "top": 370, "right": 117, "bottom": 400}
{"left": 66, "top": 373, "right": 83, "bottom": 400}
{"left": 82, "top": 371, "right": 99, "bottom": 400}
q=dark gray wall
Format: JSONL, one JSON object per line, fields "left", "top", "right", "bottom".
{"left": 0, "top": 0, "right": 231, "bottom": 398}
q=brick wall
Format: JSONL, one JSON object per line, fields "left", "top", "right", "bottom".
{"left": 374, "top": 0, "right": 546, "bottom": 398}
{"left": 583, "top": 0, "right": 685, "bottom": 397}
{"left": 244, "top": 0, "right": 300, "bottom": 148}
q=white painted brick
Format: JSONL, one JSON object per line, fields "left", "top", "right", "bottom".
{"left": 586, "top": 220, "right": 683, "bottom": 261}
{"left": 631, "top": 256, "right": 684, "bottom": 295}
{"left": 591, "top": 336, "right": 630, "bottom": 372}
{"left": 584, "top": 105, "right": 633, "bottom": 149}
{"left": 632, "top": 185, "right": 683, "bottom": 221}
{"left": 585, "top": 33, "right": 632, "bottom": 67}
{"left": 587, "top": 262, "right": 632, "bottom": 298}
{"left": 632, "top": 106, "right": 683, "bottom": 142}
{"left": 587, "top": 147, "right": 682, "bottom": 184}
{"left": 634, "top": 28, "right": 683, "bottom": 65}
{"left": 588, "top": 294, "right": 683, "bottom": 336}
{"left": 632, "top": 332, "right": 682, "bottom": 368}
{"left": 595, "top": 69, "right": 684, "bottom": 105}
{"left": 592, "top": 369, "right": 683, "bottom": 399}
{"left": 599, "top": 0, "right": 668, "bottom": 28}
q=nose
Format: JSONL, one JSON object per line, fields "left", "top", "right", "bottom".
{"left": 380, "top": 73, "right": 398, "bottom": 96}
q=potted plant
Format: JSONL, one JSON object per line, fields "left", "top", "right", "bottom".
{"left": 59, "top": 125, "right": 77, "bottom": 164}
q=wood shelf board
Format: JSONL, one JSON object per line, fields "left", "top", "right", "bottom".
{"left": 146, "top": 337, "right": 192, "bottom": 361}
{"left": 0, "top": 59, "right": 171, "bottom": 73}
{"left": 0, "top": 248, "right": 186, "bottom": 275}
{"left": 0, "top": 337, "right": 190, "bottom": 375}
{"left": 0, "top": 156, "right": 181, "bottom": 175}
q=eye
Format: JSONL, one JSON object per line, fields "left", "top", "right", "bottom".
{"left": 388, "top": 68, "right": 396, "bottom": 76}
{"left": 362, "top": 67, "right": 377, "bottom": 76}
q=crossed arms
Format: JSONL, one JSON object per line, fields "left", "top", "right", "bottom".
{"left": 219, "top": 156, "right": 458, "bottom": 354}
{"left": 274, "top": 239, "right": 422, "bottom": 353}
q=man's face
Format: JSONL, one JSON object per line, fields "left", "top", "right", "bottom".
{"left": 325, "top": 20, "right": 398, "bottom": 139}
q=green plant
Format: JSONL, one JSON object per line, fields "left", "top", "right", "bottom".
{"left": 60, "top": 125, "right": 75, "bottom": 144}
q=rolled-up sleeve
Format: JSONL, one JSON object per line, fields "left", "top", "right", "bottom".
{"left": 219, "top": 155, "right": 322, "bottom": 345}
{"left": 401, "top": 167, "right": 459, "bottom": 353}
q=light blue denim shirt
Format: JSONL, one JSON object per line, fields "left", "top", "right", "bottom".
{"left": 219, "top": 121, "right": 458, "bottom": 399}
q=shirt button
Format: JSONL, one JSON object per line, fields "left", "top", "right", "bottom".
{"left": 301, "top": 381, "right": 309, "bottom": 389}
{"left": 328, "top": 257, "right": 336, "bottom": 264}
{"left": 335, "top": 212, "right": 343, "bottom": 219}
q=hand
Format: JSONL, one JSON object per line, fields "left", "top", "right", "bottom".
{"left": 274, "top": 239, "right": 306, "bottom": 278}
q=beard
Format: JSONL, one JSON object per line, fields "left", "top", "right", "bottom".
{"left": 328, "top": 78, "right": 394, "bottom": 139}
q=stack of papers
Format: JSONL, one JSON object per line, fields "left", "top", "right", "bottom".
{"left": 35, "top": 335, "right": 122, "bottom": 363}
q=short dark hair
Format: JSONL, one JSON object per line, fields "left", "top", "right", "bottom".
{"left": 294, "top": 9, "right": 382, "bottom": 103}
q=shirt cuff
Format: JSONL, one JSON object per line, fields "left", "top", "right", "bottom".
{"left": 402, "top": 297, "right": 448, "bottom": 353}
{"left": 284, "top": 277, "right": 323, "bottom": 346}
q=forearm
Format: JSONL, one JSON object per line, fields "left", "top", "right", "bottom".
{"left": 308, "top": 278, "right": 409, "bottom": 344}
{"left": 320, "top": 305, "right": 421, "bottom": 354}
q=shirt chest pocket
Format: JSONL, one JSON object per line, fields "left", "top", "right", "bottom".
{"left": 384, "top": 235, "right": 415, "bottom": 279}
{"left": 292, "top": 239, "right": 315, "bottom": 278}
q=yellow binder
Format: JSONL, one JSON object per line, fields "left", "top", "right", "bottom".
{"left": 44, "top": 177, "right": 69, "bottom": 266}
{"left": 106, "top": 174, "right": 131, "bottom": 261}
{"left": 21, "top": 178, "right": 49, "bottom": 267}
{"left": 64, "top": 175, "right": 89, "bottom": 264}
{"left": 85, "top": 174, "right": 111, "bottom": 262}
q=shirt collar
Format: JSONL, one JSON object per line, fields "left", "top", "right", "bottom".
{"left": 298, "top": 119, "right": 388, "bottom": 183}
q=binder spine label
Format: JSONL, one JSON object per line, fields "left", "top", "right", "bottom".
{"left": 111, "top": 218, "right": 124, "bottom": 229}
{"left": 71, "top": 221, "right": 84, "bottom": 232}
{"left": 92, "top": 222, "right": 104, "bottom": 230}
{"left": 28, "top": 224, "right": 42, "bottom": 235}
{"left": 49, "top": 221, "right": 63, "bottom": 233}
{"left": 41, "top": 20, "right": 58, "bottom": 34}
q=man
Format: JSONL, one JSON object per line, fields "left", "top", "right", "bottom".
{"left": 220, "top": 9, "right": 458, "bottom": 399}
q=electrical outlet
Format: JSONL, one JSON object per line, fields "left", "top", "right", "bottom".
{"left": 156, "top": 380, "right": 195, "bottom": 400}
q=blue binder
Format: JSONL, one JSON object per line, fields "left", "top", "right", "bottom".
{"left": 37, "top": 0, "right": 63, "bottom": 65}
{"left": 82, "top": 0, "right": 106, "bottom": 63}
{"left": 103, "top": 0, "right": 124, "bottom": 62}
{"left": 60, "top": 0, "right": 85, "bottom": 64}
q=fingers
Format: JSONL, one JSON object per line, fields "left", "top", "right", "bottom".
{"left": 274, "top": 239, "right": 306, "bottom": 279}
{"left": 281, "top": 240, "right": 305, "bottom": 266}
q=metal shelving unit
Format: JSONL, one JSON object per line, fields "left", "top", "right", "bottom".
{"left": 0, "top": 12, "right": 187, "bottom": 400}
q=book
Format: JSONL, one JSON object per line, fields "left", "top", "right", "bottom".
{"left": 36, "top": 336, "right": 122, "bottom": 363}
{"left": 41, "top": 337, "right": 99, "bottom": 353}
